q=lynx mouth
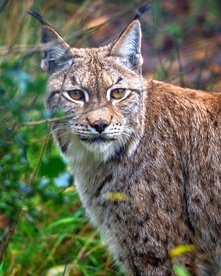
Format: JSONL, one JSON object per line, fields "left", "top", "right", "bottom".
{"left": 80, "top": 135, "right": 115, "bottom": 144}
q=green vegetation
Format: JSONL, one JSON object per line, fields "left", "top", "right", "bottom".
{"left": 0, "top": 57, "right": 120, "bottom": 275}
{"left": 0, "top": 0, "right": 220, "bottom": 275}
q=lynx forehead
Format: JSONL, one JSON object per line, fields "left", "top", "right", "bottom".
{"left": 31, "top": 10, "right": 221, "bottom": 276}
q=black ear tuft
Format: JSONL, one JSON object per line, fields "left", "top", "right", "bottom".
{"left": 28, "top": 11, "right": 73, "bottom": 75}
{"left": 28, "top": 10, "right": 49, "bottom": 26}
{"left": 134, "top": 3, "right": 150, "bottom": 20}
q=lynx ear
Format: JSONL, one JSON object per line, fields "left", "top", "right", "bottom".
{"left": 110, "top": 19, "right": 143, "bottom": 73}
{"left": 29, "top": 11, "right": 73, "bottom": 74}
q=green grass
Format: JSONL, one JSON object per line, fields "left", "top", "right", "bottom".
{"left": 3, "top": 188, "right": 120, "bottom": 275}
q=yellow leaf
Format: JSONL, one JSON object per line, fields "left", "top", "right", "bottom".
{"left": 105, "top": 192, "right": 129, "bottom": 202}
{"left": 64, "top": 186, "right": 75, "bottom": 193}
{"left": 169, "top": 244, "right": 196, "bottom": 258}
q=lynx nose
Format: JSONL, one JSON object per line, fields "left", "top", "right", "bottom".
{"left": 90, "top": 119, "right": 109, "bottom": 134}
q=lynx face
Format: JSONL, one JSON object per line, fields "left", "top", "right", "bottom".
{"left": 39, "top": 17, "right": 146, "bottom": 161}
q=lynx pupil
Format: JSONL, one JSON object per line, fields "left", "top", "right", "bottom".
{"left": 68, "top": 90, "right": 85, "bottom": 101}
{"left": 110, "top": 88, "right": 126, "bottom": 100}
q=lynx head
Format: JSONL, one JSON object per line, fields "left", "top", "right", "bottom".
{"left": 32, "top": 11, "right": 146, "bottom": 162}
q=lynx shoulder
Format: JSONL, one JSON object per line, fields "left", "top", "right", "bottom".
{"left": 30, "top": 11, "right": 221, "bottom": 275}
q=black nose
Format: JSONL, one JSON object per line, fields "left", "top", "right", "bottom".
{"left": 91, "top": 119, "right": 109, "bottom": 134}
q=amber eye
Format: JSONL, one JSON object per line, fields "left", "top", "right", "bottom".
{"left": 110, "top": 88, "right": 126, "bottom": 100}
{"left": 67, "top": 90, "right": 85, "bottom": 101}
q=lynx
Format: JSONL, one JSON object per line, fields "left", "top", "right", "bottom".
{"left": 30, "top": 11, "right": 221, "bottom": 275}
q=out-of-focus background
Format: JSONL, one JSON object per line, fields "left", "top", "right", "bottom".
{"left": 0, "top": 0, "right": 220, "bottom": 275}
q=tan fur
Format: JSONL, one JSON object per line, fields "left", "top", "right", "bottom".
{"left": 33, "top": 13, "right": 221, "bottom": 275}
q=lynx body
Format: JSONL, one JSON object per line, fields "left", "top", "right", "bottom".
{"left": 31, "top": 11, "right": 221, "bottom": 275}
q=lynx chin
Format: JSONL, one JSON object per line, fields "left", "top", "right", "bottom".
{"left": 30, "top": 11, "right": 221, "bottom": 276}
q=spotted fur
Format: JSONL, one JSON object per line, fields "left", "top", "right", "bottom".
{"left": 31, "top": 12, "right": 221, "bottom": 275}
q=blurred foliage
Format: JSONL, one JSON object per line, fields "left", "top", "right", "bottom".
{"left": 0, "top": 53, "right": 119, "bottom": 275}
{"left": 0, "top": 0, "right": 220, "bottom": 275}
{"left": 173, "top": 264, "right": 190, "bottom": 276}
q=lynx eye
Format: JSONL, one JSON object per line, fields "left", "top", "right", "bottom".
{"left": 63, "top": 89, "right": 87, "bottom": 103}
{"left": 110, "top": 88, "right": 126, "bottom": 100}
{"left": 68, "top": 90, "right": 85, "bottom": 101}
